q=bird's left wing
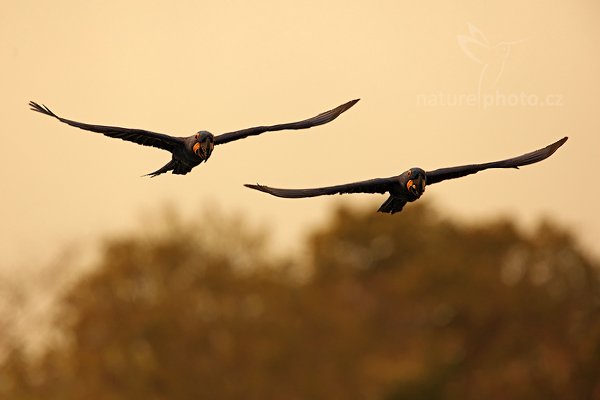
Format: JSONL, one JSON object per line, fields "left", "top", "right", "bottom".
{"left": 426, "top": 137, "right": 568, "bottom": 185}
{"left": 245, "top": 176, "right": 397, "bottom": 199}
{"left": 29, "top": 101, "right": 183, "bottom": 152}
{"left": 213, "top": 99, "right": 359, "bottom": 145}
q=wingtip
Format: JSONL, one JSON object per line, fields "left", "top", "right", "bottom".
{"left": 29, "top": 100, "right": 56, "bottom": 117}
{"left": 245, "top": 183, "right": 272, "bottom": 194}
{"left": 28, "top": 100, "right": 41, "bottom": 112}
{"left": 551, "top": 136, "right": 568, "bottom": 150}
{"left": 536, "top": 136, "right": 568, "bottom": 162}
{"left": 338, "top": 98, "right": 360, "bottom": 109}
{"left": 334, "top": 98, "right": 360, "bottom": 115}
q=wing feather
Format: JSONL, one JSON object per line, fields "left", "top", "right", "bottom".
{"left": 214, "top": 99, "right": 359, "bottom": 145}
{"left": 244, "top": 176, "right": 396, "bottom": 198}
{"left": 426, "top": 137, "right": 568, "bottom": 185}
{"left": 29, "top": 101, "right": 183, "bottom": 152}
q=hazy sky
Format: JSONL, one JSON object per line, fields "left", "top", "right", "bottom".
{"left": 2, "top": 0, "right": 599, "bottom": 270}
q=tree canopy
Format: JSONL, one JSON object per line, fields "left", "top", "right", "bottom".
{"left": 2, "top": 203, "right": 599, "bottom": 399}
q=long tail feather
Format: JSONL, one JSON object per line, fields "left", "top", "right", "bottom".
{"left": 143, "top": 160, "right": 176, "bottom": 178}
{"left": 377, "top": 196, "right": 407, "bottom": 214}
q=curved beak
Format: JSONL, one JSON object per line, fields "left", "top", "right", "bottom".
{"left": 193, "top": 142, "right": 202, "bottom": 157}
{"left": 193, "top": 141, "right": 214, "bottom": 160}
{"left": 203, "top": 141, "right": 214, "bottom": 160}
{"left": 406, "top": 179, "right": 418, "bottom": 195}
{"left": 406, "top": 177, "right": 426, "bottom": 196}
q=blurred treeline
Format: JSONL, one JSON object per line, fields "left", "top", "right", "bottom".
{"left": 1, "top": 203, "right": 599, "bottom": 399}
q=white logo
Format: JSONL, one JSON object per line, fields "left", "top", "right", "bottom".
{"left": 457, "top": 24, "right": 526, "bottom": 99}
{"left": 415, "top": 25, "right": 562, "bottom": 109}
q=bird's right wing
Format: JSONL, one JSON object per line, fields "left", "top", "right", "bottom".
{"left": 29, "top": 101, "right": 183, "bottom": 152}
{"left": 244, "top": 176, "right": 397, "bottom": 198}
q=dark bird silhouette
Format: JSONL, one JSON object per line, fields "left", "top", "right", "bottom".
{"left": 29, "top": 99, "right": 359, "bottom": 177}
{"left": 245, "top": 137, "right": 568, "bottom": 214}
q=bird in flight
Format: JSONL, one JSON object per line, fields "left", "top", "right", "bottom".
{"left": 29, "top": 99, "right": 359, "bottom": 177}
{"left": 245, "top": 137, "right": 568, "bottom": 214}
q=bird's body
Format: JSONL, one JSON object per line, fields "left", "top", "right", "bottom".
{"left": 245, "top": 137, "right": 568, "bottom": 214}
{"left": 145, "top": 131, "right": 215, "bottom": 177}
{"left": 29, "top": 99, "right": 359, "bottom": 177}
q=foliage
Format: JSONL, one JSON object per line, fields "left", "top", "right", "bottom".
{"left": 2, "top": 203, "right": 599, "bottom": 399}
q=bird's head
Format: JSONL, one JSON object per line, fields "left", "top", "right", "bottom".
{"left": 405, "top": 168, "right": 426, "bottom": 199}
{"left": 193, "top": 131, "right": 215, "bottom": 160}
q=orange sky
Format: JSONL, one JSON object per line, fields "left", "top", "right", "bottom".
{"left": 2, "top": 0, "right": 599, "bottom": 270}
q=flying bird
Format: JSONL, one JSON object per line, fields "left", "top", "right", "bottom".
{"left": 29, "top": 99, "right": 359, "bottom": 177}
{"left": 245, "top": 137, "right": 568, "bottom": 214}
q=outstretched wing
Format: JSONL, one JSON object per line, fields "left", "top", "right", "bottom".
{"left": 29, "top": 101, "right": 183, "bottom": 152}
{"left": 214, "top": 99, "right": 359, "bottom": 145}
{"left": 426, "top": 137, "right": 568, "bottom": 185}
{"left": 244, "top": 176, "right": 397, "bottom": 199}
